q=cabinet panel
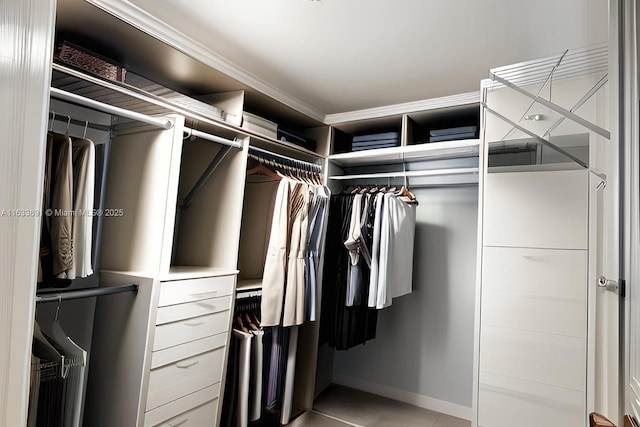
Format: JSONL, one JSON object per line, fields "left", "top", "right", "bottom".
{"left": 483, "top": 170, "right": 588, "bottom": 249}
{"left": 153, "top": 310, "right": 230, "bottom": 351}
{"left": 146, "top": 346, "right": 225, "bottom": 410}
{"left": 480, "top": 325, "right": 586, "bottom": 392}
{"left": 158, "top": 276, "right": 235, "bottom": 307}
{"left": 144, "top": 384, "right": 220, "bottom": 427}
{"left": 156, "top": 295, "right": 232, "bottom": 325}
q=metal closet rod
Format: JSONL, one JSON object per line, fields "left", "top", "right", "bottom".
{"left": 183, "top": 127, "right": 243, "bottom": 149}
{"left": 330, "top": 167, "right": 479, "bottom": 180}
{"left": 248, "top": 145, "right": 322, "bottom": 172}
{"left": 50, "top": 87, "right": 174, "bottom": 130}
{"left": 35, "top": 284, "right": 138, "bottom": 304}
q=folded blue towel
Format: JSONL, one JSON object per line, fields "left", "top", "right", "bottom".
{"left": 352, "top": 131, "right": 400, "bottom": 143}
{"left": 430, "top": 126, "right": 477, "bottom": 137}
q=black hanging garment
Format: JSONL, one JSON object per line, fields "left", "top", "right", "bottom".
{"left": 319, "top": 193, "right": 378, "bottom": 350}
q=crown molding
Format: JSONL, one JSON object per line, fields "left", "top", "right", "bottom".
{"left": 324, "top": 91, "right": 480, "bottom": 125}
{"left": 85, "top": 0, "right": 326, "bottom": 122}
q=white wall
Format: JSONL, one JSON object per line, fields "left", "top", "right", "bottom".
{"left": 332, "top": 186, "right": 478, "bottom": 419}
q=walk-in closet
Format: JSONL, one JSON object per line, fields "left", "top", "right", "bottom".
{"left": 3, "top": 1, "right": 631, "bottom": 427}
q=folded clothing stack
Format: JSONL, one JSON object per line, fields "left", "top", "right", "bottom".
{"left": 429, "top": 126, "right": 478, "bottom": 142}
{"left": 352, "top": 131, "right": 400, "bottom": 151}
{"left": 277, "top": 127, "right": 316, "bottom": 152}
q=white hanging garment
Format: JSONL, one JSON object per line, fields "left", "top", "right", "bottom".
{"left": 71, "top": 138, "right": 95, "bottom": 278}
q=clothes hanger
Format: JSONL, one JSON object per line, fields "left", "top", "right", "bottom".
{"left": 49, "top": 111, "right": 56, "bottom": 132}
{"left": 65, "top": 115, "right": 71, "bottom": 137}
{"left": 246, "top": 156, "right": 281, "bottom": 180}
{"left": 82, "top": 120, "right": 88, "bottom": 139}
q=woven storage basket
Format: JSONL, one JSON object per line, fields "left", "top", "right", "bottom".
{"left": 55, "top": 41, "right": 126, "bottom": 83}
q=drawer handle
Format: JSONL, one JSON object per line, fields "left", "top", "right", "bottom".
{"left": 167, "top": 418, "right": 189, "bottom": 427}
{"left": 199, "top": 304, "right": 217, "bottom": 311}
{"left": 175, "top": 360, "right": 200, "bottom": 369}
{"left": 190, "top": 291, "right": 218, "bottom": 298}
{"left": 183, "top": 321, "right": 204, "bottom": 327}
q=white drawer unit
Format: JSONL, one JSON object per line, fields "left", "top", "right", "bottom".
{"left": 153, "top": 310, "right": 231, "bottom": 351}
{"left": 147, "top": 345, "right": 226, "bottom": 410}
{"left": 144, "top": 384, "right": 221, "bottom": 427}
{"left": 478, "top": 168, "right": 589, "bottom": 425}
{"left": 158, "top": 275, "right": 235, "bottom": 307}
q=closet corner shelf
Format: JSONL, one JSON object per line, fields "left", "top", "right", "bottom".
{"left": 328, "top": 139, "right": 480, "bottom": 167}
{"left": 236, "top": 279, "right": 263, "bottom": 292}
{"left": 160, "top": 267, "right": 240, "bottom": 281}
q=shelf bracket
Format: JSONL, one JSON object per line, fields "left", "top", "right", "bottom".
{"left": 180, "top": 146, "right": 232, "bottom": 211}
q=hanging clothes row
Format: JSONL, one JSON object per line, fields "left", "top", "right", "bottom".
{"left": 29, "top": 301, "right": 87, "bottom": 427}
{"left": 221, "top": 293, "right": 264, "bottom": 427}
{"left": 320, "top": 185, "right": 417, "bottom": 350}
{"left": 249, "top": 155, "right": 330, "bottom": 327}
{"left": 38, "top": 127, "right": 96, "bottom": 288}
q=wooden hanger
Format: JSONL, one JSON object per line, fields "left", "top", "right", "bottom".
{"left": 247, "top": 157, "right": 281, "bottom": 180}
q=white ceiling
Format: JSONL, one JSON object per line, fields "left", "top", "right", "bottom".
{"left": 124, "top": 0, "right": 608, "bottom": 117}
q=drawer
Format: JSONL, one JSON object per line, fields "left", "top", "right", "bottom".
{"left": 144, "top": 383, "right": 220, "bottom": 427}
{"left": 480, "top": 325, "right": 586, "bottom": 392}
{"left": 156, "top": 295, "right": 233, "bottom": 325}
{"left": 481, "top": 247, "right": 587, "bottom": 338}
{"left": 151, "top": 399, "right": 219, "bottom": 427}
{"left": 483, "top": 170, "right": 588, "bottom": 249}
{"left": 153, "top": 310, "right": 231, "bottom": 351}
{"left": 147, "top": 345, "right": 226, "bottom": 410}
{"left": 479, "top": 372, "right": 584, "bottom": 427}
{"left": 158, "top": 276, "right": 235, "bottom": 307}
{"left": 151, "top": 333, "right": 227, "bottom": 370}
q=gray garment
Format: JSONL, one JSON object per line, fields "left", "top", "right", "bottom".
{"left": 305, "top": 186, "right": 330, "bottom": 322}
{"left": 50, "top": 133, "right": 74, "bottom": 278}
{"left": 234, "top": 329, "right": 252, "bottom": 427}
{"left": 250, "top": 330, "right": 263, "bottom": 422}
{"left": 368, "top": 192, "right": 386, "bottom": 308}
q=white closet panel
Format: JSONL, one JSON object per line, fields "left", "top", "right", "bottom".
{"left": 146, "top": 346, "right": 226, "bottom": 410}
{"left": 480, "top": 325, "right": 586, "bottom": 392}
{"left": 483, "top": 170, "right": 588, "bottom": 249}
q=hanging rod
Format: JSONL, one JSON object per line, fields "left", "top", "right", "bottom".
{"left": 50, "top": 87, "right": 174, "bottom": 130}
{"left": 184, "top": 127, "right": 243, "bottom": 149}
{"left": 248, "top": 145, "right": 322, "bottom": 172}
{"left": 35, "top": 284, "right": 138, "bottom": 304}
{"left": 329, "top": 167, "right": 478, "bottom": 180}
{"left": 48, "top": 112, "right": 112, "bottom": 133}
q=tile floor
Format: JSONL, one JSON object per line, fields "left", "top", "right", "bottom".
{"left": 286, "top": 385, "right": 471, "bottom": 427}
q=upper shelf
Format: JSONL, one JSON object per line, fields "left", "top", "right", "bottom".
{"left": 328, "top": 139, "right": 480, "bottom": 167}
{"left": 50, "top": 63, "right": 324, "bottom": 161}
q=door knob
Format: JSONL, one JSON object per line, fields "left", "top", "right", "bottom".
{"left": 597, "top": 276, "right": 619, "bottom": 293}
